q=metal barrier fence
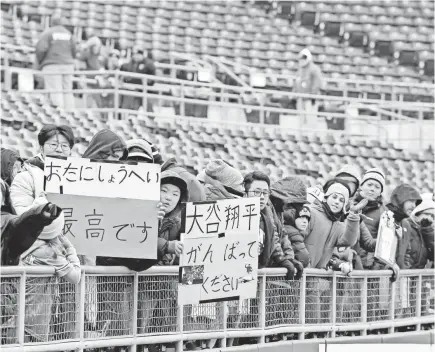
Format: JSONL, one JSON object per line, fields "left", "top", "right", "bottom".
{"left": 1, "top": 266, "right": 434, "bottom": 352}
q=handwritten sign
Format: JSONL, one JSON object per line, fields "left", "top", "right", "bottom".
{"left": 374, "top": 210, "right": 399, "bottom": 267}
{"left": 44, "top": 156, "right": 160, "bottom": 201}
{"left": 178, "top": 198, "right": 260, "bottom": 305}
{"left": 45, "top": 157, "right": 160, "bottom": 259}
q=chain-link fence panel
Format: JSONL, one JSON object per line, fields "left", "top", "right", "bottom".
{"left": 421, "top": 274, "right": 434, "bottom": 316}
{"left": 183, "top": 302, "right": 224, "bottom": 332}
{"left": 1, "top": 276, "right": 20, "bottom": 345}
{"left": 85, "top": 275, "right": 134, "bottom": 339}
{"left": 305, "top": 276, "right": 332, "bottom": 324}
{"left": 137, "top": 275, "right": 178, "bottom": 334}
{"left": 228, "top": 277, "right": 262, "bottom": 330}
{"left": 395, "top": 276, "right": 418, "bottom": 319}
{"left": 336, "top": 277, "right": 363, "bottom": 324}
{"left": 367, "top": 277, "right": 391, "bottom": 322}
{"left": 49, "top": 278, "right": 79, "bottom": 341}
{"left": 265, "top": 276, "right": 300, "bottom": 327}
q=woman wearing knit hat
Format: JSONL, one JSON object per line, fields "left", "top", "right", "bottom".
{"left": 304, "top": 179, "right": 367, "bottom": 324}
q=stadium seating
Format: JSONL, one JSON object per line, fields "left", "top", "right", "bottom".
{"left": 1, "top": 89, "right": 433, "bottom": 196}
{"left": 1, "top": 0, "right": 433, "bottom": 102}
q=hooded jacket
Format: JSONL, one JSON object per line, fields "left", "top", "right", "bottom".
{"left": 1, "top": 148, "right": 23, "bottom": 186}
{"left": 305, "top": 202, "right": 360, "bottom": 268}
{"left": 385, "top": 184, "right": 425, "bottom": 269}
{"left": 26, "top": 153, "right": 45, "bottom": 170}
{"left": 1, "top": 203, "right": 62, "bottom": 265}
{"left": 162, "top": 158, "right": 206, "bottom": 202}
{"left": 158, "top": 171, "right": 189, "bottom": 265}
{"left": 83, "top": 129, "right": 128, "bottom": 160}
{"left": 269, "top": 177, "right": 309, "bottom": 267}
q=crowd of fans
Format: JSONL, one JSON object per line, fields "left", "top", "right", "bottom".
{"left": 1, "top": 124, "right": 434, "bottom": 351}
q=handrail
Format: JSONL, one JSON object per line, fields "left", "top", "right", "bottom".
{"left": 1, "top": 65, "right": 433, "bottom": 111}
{"left": 2, "top": 43, "right": 433, "bottom": 91}
{"left": 1, "top": 265, "right": 433, "bottom": 352}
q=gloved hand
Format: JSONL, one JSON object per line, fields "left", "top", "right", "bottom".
{"left": 420, "top": 217, "right": 433, "bottom": 227}
{"left": 290, "top": 258, "right": 304, "bottom": 280}
{"left": 339, "top": 262, "right": 352, "bottom": 275}
{"left": 389, "top": 263, "right": 400, "bottom": 282}
{"left": 281, "top": 260, "right": 296, "bottom": 280}
{"left": 41, "top": 203, "right": 62, "bottom": 223}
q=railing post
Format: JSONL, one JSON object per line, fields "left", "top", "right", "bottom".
{"left": 142, "top": 77, "right": 148, "bottom": 114}
{"left": 77, "top": 269, "right": 86, "bottom": 352}
{"left": 361, "top": 276, "right": 368, "bottom": 336}
{"left": 415, "top": 274, "right": 422, "bottom": 331}
{"left": 389, "top": 278, "right": 396, "bottom": 334}
{"left": 114, "top": 70, "right": 119, "bottom": 120}
{"left": 175, "top": 301, "right": 184, "bottom": 352}
{"left": 331, "top": 272, "right": 337, "bottom": 338}
{"left": 298, "top": 272, "right": 306, "bottom": 340}
{"left": 129, "top": 272, "right": 139, "bottom": 352}
{"left": 258, "top": 273, "right": 267, "bottom": 344}
{"left": 17, "top": 271, "right": 26, "bottom": 347}
{"left": 221, "top": 301, "right": 228, "bottom": 348}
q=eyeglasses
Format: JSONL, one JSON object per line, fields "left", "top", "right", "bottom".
{"left": 249, "top": 190, "right": 270, "bottom": 197}
{"left": 46, "top": 143, "right": 71, "bottom": 151}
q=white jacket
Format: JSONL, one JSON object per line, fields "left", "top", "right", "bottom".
{"left": 10, "top": 164, "right": 64, "bottom": 240}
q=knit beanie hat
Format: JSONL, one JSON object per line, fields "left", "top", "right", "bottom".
{"left": 324, "top": 182, "right": 350, "bottom": 206}
{"left": 198, "top": 159, "right": 244, "bottom": 193}
{"left": 412, "top": 193, "right": 435, "bottom": 217}
{"left": 361, "top": 168, "right": 386, "bottom": 192}
{"left": 126, "top": 139, "right": 154, "bottom": 162}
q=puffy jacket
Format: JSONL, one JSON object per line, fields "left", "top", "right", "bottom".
{"left": 282, "top": 224, "right": 310, "bottom": 268}
{"left": 305, "top": 202, "right": 360, "bottom": 269}
{"left": 397, "top": 218, "right": 430, "bottom": 269}
{"left": 35, "top": 25, "right": 76, "bottom": 68}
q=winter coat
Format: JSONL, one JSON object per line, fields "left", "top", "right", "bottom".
{"left": 121, "top": 58, "right": 156, "bottom": 86}
{"left": 294, "top": 62, "right": 324, "bottom": 95}
{"left": 421, "top": 221, "right": 434, "bottom": 263}
{"left": 1, "top": 148, "right": 22, "bottom": 186}
{"left": 269, "top": 203, "right": 296, "bottom": 264}
{"left": 1, "top": 203, "right": 61, "bottom": 265}
{"left": 25, "top": 153, "right": 45, "bottom": 171}
{"left": 162, "top": 157, "right": 206, "bottom": 202}
{"left": 305, "top": 202, "right": 360, "bottom": 269}
{"left": 35, "top": 25, "right": 76, "bottom": 68}
{"left": 10, "top": 164, "right": 65, "bottom": 240}
{"left": 282, "top": 224, "right": 310, "bottom": 268}
{"left": 82, "top": 129, "right": 128, "bottom": 160}
{"left": 397, "top": 218, "right": 430, "bottom": 269}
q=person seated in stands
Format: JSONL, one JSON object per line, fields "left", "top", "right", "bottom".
{"left": 119, "top": 46, "right": 156, "bottom": 111}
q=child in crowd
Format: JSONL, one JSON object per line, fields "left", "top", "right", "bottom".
{"left": 284, "top": 205, "right": 311, "bottom": 268}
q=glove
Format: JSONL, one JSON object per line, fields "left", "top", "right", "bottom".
{"left": 290, "top": 258, "right": 304, "bottom": 280}
{"left": 389, "top": 263, "right": 400, "bottom": 282}
{"left": 41, "top": 203, "right": 62, "bottom": 224}
{"left": 281, "top": 260, "right": 296, "bottom": 280}
{"left": 420, "top": 217, "right": 433, "bottom": 227}
{"left": 339, "top": 262, "right": 352, "bottom": 275}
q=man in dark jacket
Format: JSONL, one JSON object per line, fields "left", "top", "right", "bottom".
{"left": 120, "top": 46, "right": 156, "bottom": 111}
{"left": 1, "top": 148, "right": 23, "bottom": 187}
{"left": 35, "top": 15, "right": 76, "bottom": 109}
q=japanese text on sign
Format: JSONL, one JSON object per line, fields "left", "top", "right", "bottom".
{"left": 179, "top": 198, "right": 260, "bottom": 305}
{"left": 44, "top": 156, "right": 160, "bottom": 200}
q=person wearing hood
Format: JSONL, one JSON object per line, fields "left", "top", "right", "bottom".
{"left": 25, "top": 124, "right": 76, "bottom": 170}
{"left": 82, "top": 129, "right": 128, "bottom": 161}
{"left": 304, "top": 179, "right": 367, "bottom": 324}
{"left": 294, "top": 48, "right": 324, "bottom": 128}
{"left": 126, "top": 138, "right": 155, "bottom": 163}
{"left": 162, "top": 157, "right": 206, "bottom": 202}
{"left": 196, "top": 159, "right": 244, "bottom": 201}
{"left": 412, "top": 193, "right": 435, "bottom": 266}
{"left": 137, "top": 171, "right": 187, "bottom": 340}
{"left": 386, "top": 184, "right": 427, "bottom": 269}
{"left": 1, "top": 148, "right": 23, "bottom": 187}
{"left": 269, "top": 176, "right": 311, "bottom": 269}
{"left": 244, "top": 172, "right": 303, "bottom": 279}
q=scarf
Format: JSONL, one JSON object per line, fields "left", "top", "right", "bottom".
{"left": 353, "top": 190, "right": 383, "bottom": 214}
{"left": 386, "top": 203, "right": 408, "bottom": 224}
{"left": 322, "top": 201, "right": 343, "bottom": 222}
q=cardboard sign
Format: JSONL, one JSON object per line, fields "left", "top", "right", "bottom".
{"left": 44, "top": 156, "right": 161, "bottom": 201}
{"left": 45, "top": 157, "right": 160, "bottom": 259}
{"left": 178, "top": 198, "right": 260, "bottom": 305}
{"left": 374, "top": 210, "right": 399, "bottom": 267}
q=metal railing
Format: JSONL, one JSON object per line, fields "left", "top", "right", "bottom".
{"left": 1, "top": 266, "right": 434, "bottom": 352}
